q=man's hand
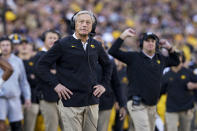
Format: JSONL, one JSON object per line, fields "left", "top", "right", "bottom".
{"left": 119, "top": 107, "right": 127, "bottom": 120}
{"left": 187, "top": 82, "right": 197, "bottom": 90}
{"left": 24, "top": 99, "right": 31, "bottom": 109}
{"left": 50, "top": 69, "right": 56, "bottom": 75}
{"left": 114, "top": 102, "right": 120, "bottom": 110}
{"left": 54, "top": 84, "right": 73, "bottom": 100}
{"left": 120, "top": 28, "right": 136, "bottom": 40}
{"left": 159, "top": 39, "right": 172, "bottom": 51}
{"left": 93, "top": 85, "right": 106, "bottom": 97}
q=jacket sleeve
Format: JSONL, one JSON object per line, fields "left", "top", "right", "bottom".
{"left": 164, "top": 51, "right": 180, "bottom": 67}
{"left": 111, "top": 60, "right": 126, "bottom": 107}
{"left": 189, "top": 69, "right": 197, "bottom": 82}
{"left": 160, "top": 73, "right": 168, "bottom": 95}
{"left": 97, "top": 43, "right": 112, "bottom": 87}
{"left": 36, "top": 40, "right": 62, "bottom": 88}
{"left": 19, "top": 59, "right": 31, "bottom": 100}
{"left": 108, "top": 38, "right": 131, "bottom": 64}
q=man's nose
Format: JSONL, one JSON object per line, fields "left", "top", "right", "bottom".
{"left": 82, "top": 22, "right": 88, "bottom": 26}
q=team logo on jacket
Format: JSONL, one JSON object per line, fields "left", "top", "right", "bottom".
{"left": 169, "top": 77, "right": 173, "bottom": 81}
{"left": 157, "top": 60, "right": 160, "bottom": 64}
{"left": 29, "top": 62, "right": 34, "bottom": 66}
{"left": 181, "top": 75, "right": 186, "bottom": 79}
{"left": 90, "top": 44, "right": 95, "bottom": 48}
{"left": 122, "top": 77, "right": 128, "bottom": 84}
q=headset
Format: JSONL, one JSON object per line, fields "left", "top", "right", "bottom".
{"left": 139, "top": 32, "right": 160, "bottom": 50}
{"left": 70, "top": 11, "right": 97, "bottom": 36}
{"left": 41, "top": 29, "right": 61, "bottom": 42}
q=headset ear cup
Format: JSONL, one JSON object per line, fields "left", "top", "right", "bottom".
{"left": 70, "top": 12, "right": 79, "bottom": 30}
{"left": 70, "top": 15, "right": 75, "bottom": 30}
{"left": 139, "top": 33, "right": 145, "bottom": 49}
{"left": 41, "top": 31, "right": 46, "bottom": 42}
{"left": 155, "top": 37, "right": 160, "bottom": 52}
{"left": 91, "top": 15, "right": 97, "bottom": 34}
{"left": 140, "top": 38, "right": 143, "bottom": 49}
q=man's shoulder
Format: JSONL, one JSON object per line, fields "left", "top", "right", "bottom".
{"left": 59, "top": 35, "right": 75, "bottom": 45}
{"left": 10, "top": 54, "right": 24, "bottom": 65}
{"left": 11, "top": 54, "right": 22, "bottom": 61}
{"left": 88, "top": 38, "right": 101, "bottom": 49}
{"left": 33, "top": 51, "right": 46, "bottom": 60}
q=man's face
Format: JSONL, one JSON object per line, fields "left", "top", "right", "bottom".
{"left": 75, "top": 14, "right": 93, "bottom": 36}
{"left": 0, "top": 40, "right": 12, "bottom": 56}
{"left": 18, "top": 42, "right": 33, "bottom": 54}
{"left": 143, "top": 38, "right": 156, "bottom": 52}
{"left": 45, "top": 32, "right": 59, "bottom": 49}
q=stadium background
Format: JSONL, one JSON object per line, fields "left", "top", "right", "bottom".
{"left": 1, "top": 0, "right": 197, "bottom": 130}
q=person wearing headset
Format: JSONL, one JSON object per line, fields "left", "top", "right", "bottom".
{"left": 36, "top": 10, "right": 112, "bottom": 131}
{"left": 161, "top": 52, "right": 197, "bottom": 131}
{"left": 108, "top": 28, "right": 180, "bottom": 131}
{"left": 94, "top": 35, "right": 127, "bottom": 131}
{"left": 32, "top": 29, "right": 62, "bottom": 131}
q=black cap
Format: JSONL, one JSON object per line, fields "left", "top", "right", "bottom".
{"left": 142, "top": 32, "right": 159, "bottom": 41}
{"left": 139, "top": 32, "right": 159, "bottom": 49}
{"left": 20, "top": 38, "right": 29, "bottom": 44}
{"left": 0, "top": 35, "right": 11, "bottom": 42}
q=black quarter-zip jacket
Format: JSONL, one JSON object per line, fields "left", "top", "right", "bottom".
{"left": 34, "top": 51, "right": 58, "bottom": 102}
{"left": 161, "top": 67, "right": 197, "bottom": 112}
{"left": 36, "top": 36, "right": 112, "bottom": 107}
{"left": 97, "top": 59, "right": 126, "bottom": 111}
{"left": 23, "top": 57, "right": 40, "bottom": 103}
{"left": 108, "top": 38, "right": 180, "bottom": 106}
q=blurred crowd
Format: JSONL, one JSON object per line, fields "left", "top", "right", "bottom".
{"left": 0, "top": 0, "right": 197, "bottom": 52}
{"left": 1, "top": 0, "right": 197, "bottom": 131}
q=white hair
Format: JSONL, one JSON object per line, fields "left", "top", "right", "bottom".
{"left": 73, "top": 10, "right": 96, "bottom": 23}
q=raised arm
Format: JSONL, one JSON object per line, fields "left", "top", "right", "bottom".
{"left": 108, "top": 28, "right": 136, "bottom": 63}
{"left": 160, "top": 39, "right": 180, "bottom": 67}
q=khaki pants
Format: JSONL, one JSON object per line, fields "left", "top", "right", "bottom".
{"left": 165, "top": 109, "right": 194, "bottom": 131}
{"left": 24, "top": 103, "right": 39, "bottom": 131}
{"left": 127, "top": 100, "right": 156, "bottom": 131}
{"left": 97, "top": 109, "right": 111, "bottom": 131}
{"left": 58, "top": 100, "right": 98, "bottom": 131}
{"left": 40, "top": 100, "right": 61, "bottom": 131}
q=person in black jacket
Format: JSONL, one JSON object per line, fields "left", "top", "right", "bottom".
{"left": 189, "top": 50, "right": 197, "bottom": 130}
{"left": 161, "top": 52, "right": 197, "bottom": 131}
{"left": 34, "top": 29, "right": 62, "bottom": 131}
{"left": 36, "top": 10, "right": 112, "bottom": 131}
{"left": 108, "top": 28, "right": 180, "bottom": 131}
{"left": 17, "top": 38, "right": 39, "bottom": 131}
{"left": 94, "top": 35, "right": 126, "bottom": 131}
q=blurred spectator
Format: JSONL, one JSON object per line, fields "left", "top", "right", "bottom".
{"left": 94, "top": 35, "right": 127, "bottom": 131}
{"left": 17, "top": 38, "right": 39, "bottom": 131}
{"left": 34, "top": 29, "right": 62, "bottom": 131}
{"left": 161, "top": 52, "right": 197, "bottom": 131}
{"left": 0, "top": 0, "right": 197, "bottom": 53}
{"left": 0, "top": 36, "right": 31, "bottom": 131}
